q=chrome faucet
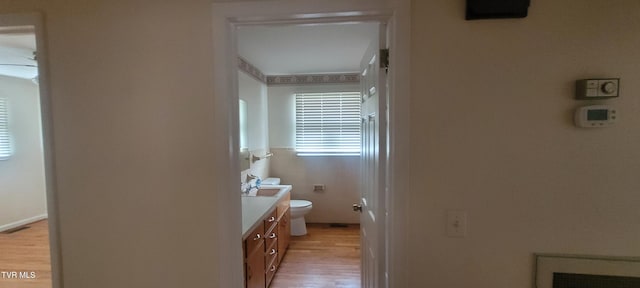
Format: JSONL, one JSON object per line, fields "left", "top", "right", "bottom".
{"left": 246, "top": 173, "right": 261, "bottom": 187}
{"left": 241, "top": 174, "right": 261, "bottom": 195}
{"left": 246, "top": 173, "right": 258, "bottom": 182}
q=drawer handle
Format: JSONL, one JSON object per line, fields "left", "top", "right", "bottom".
{"left": 269, "top": 248, "right": 276, "bottom": 255}
{"left": 270, "top": 265, "right": 277, "bottom": 272}
{"left": 268, "top": 216, "right": 276, "bottom": 222}
{"left": 253, "top": 233, "right": 261, "bottom": 241}
{"left": 269, "top": 233, "right": 277, "bottom": 239}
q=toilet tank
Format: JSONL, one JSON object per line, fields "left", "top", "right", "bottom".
{"left": 261, "top": 178, "right": 281, "bottom": 185}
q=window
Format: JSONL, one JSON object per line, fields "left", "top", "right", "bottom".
{"left": 295, "top": 92, "right": 361, "bottom": 156}
{"left": 0, "top": 98, "right": 11, "bottom": 160}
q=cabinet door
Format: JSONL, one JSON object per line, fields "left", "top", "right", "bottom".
{"left": 245, "top": 240, "right": 265, "bottom": 288}
{"left": 245, "top": 223, "right": 266, "bottom": 288}
{"left": 246, "top": 222, "right": 265, "bottom": 256}
{"left": 277, "top": 208, "right": 291, "bottom": 263}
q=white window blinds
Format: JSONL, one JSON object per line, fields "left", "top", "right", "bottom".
{"left": 0, "top": 98, "right": 11, "bottom": 160}
{"left": 295, "top": 92, "right": 361, "bottom": 156}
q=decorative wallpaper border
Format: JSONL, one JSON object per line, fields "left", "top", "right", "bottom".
{"left": 238, "top": 57, "right": 267, "bottom": 83}
{"left": 266, "top": 73, "right": 360, "bottom": 86}
{"left": 237, "top": 57, "right": 360, "bottom": 86}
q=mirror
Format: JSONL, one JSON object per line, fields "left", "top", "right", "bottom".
{"left": 239, "top": 99, "right": 250, "bottom": 171}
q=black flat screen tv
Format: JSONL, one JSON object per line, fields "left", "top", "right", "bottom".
{"left": 466, "top": 0, "right": 530, "bottom": 20}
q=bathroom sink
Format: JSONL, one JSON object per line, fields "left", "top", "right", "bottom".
{"left": 242, "top": 185, "right": 291, "bottom": 197}
{"left": 255, "top": 188, "right": 281, "bottom": 197}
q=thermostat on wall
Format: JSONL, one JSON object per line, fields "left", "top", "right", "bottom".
{"left": 575, "top": 78, "right": 620, "bottom": 99}
{"left": 574, "top": 105, "right": 617, "bottom": 128}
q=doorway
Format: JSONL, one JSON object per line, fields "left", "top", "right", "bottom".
{"left": 0, "top": 13, "right": 61, "bottom": 288}
{"left": 212, "top": 1, "right": 411, "bottom": 287}
{"left": 236, "top": 21, "right": 380, "bottom": 287}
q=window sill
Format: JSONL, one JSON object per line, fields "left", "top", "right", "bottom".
{"left": 296, "top": 153, "right": 360, "bottom": 157}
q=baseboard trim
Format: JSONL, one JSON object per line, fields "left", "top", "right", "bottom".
{"left": 0, "top": 214, "right": 48, "bottom": 232}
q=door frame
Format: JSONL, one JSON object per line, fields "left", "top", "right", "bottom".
{"left": 212, "top": 0, "right": 410, "bottom": 287}
{"left": 0, "top": 12, "right": 63, "bottom": 288}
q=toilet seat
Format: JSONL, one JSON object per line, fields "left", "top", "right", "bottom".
{"left": 290, "top": 200, "right": 312, "bottom": 208}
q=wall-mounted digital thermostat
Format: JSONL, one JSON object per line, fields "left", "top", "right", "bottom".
{"left": 575, "top": 78, "right": 620, "bottom": 99}
{"left": 575, "top": 105, "right": 617, "bottom": 128}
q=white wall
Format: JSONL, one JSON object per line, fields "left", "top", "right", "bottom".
{"left": 268, "top": 84, "right": 360, "bottom": 223}
{"left": 409, "top": 0, "right": 640, "bottom": 287}
{"left": 0, "top": 76, "right": 47, "bottom": 231}
{"left": 1, "top": 2, "right": 227, "bottom": 287}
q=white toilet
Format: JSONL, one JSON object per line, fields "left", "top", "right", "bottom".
{"left": 261, "top": 177, "right": 281, "bottom": 186}
{"left": 262, "top": 178, "right": 313, "bottom": 236}
{"left": 290, "top": 200, "right": 313, "bottom": 236}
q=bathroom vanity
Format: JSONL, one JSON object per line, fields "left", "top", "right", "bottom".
{"left": 242, "top": 185, "right": 291, "bottom": 288}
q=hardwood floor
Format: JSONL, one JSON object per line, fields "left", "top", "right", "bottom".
{"left": 0, "top": 220, "right": 51, "bottom": 288}
{"left": 270, "top": 223, "right": 361, "bottom": 288}
{"left": 0, "top": 221, "right": 359, "bottom": 288}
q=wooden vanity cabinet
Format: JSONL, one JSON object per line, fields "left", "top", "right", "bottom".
{"left": 243, "top": 190, "right": 291, "bottom": 288}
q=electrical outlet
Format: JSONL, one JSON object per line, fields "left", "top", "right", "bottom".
{"left": 446, "top": 210, "right": 467, "bottom": 238}
{"left": 313, "top": 184, "right": 325, "bottom": 192}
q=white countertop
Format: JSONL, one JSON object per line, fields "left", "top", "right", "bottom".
{"left": 241, "top": 185, "right": 291, "bottom": 239}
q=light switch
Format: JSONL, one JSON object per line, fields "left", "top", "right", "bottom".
{"left": 586, "top": 88, "right": 598, "bottom": 97}
{"left": 576, "top": 78, "right": 620, "bottom": 99}
{"left": 446, "top": 210, "right": 467, "bottom": 238}
{"left": 586, "top": 80, "right": 599, "bottom": 89}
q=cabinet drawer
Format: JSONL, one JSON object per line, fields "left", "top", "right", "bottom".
{"left": 245, "top": 222, "right": 265, "bottom": 256}
{"left": 265, "top": 252, "right": 278, "bottom": 287}
{"left": 264, "top": 209, "right": 277, "bottom": 232}
{"left": 265, "top": 227, "right": 277, "bottom": 249}
{"left": 266, "top": 244, "right": 278, "bottom": 266}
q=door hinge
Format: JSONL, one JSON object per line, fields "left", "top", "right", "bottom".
{"left": 380, "top": 49, "right": 389, "bottom": 72}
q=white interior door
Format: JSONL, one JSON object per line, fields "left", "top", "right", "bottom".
{"left": 359, "top": 23, "right": 387, "bottom": 288}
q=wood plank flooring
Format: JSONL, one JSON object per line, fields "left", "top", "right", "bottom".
{"left": 270, "top": 223, "right": 361, "bottom": 288}
{"left": 0, "top": 220, "right": 52, "bottom": 288}
{"left": 0, "top": 221, "right": 360, "bottom": 288}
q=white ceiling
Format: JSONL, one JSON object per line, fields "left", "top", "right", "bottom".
{"left": 237, "top": 22, "right": 378, "bottom": 75}
{"left": 0, "top": 28, "right": 38, "bottom": 80}
{"left": 1, "top": 23, "right": 378, "bottom": 80}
